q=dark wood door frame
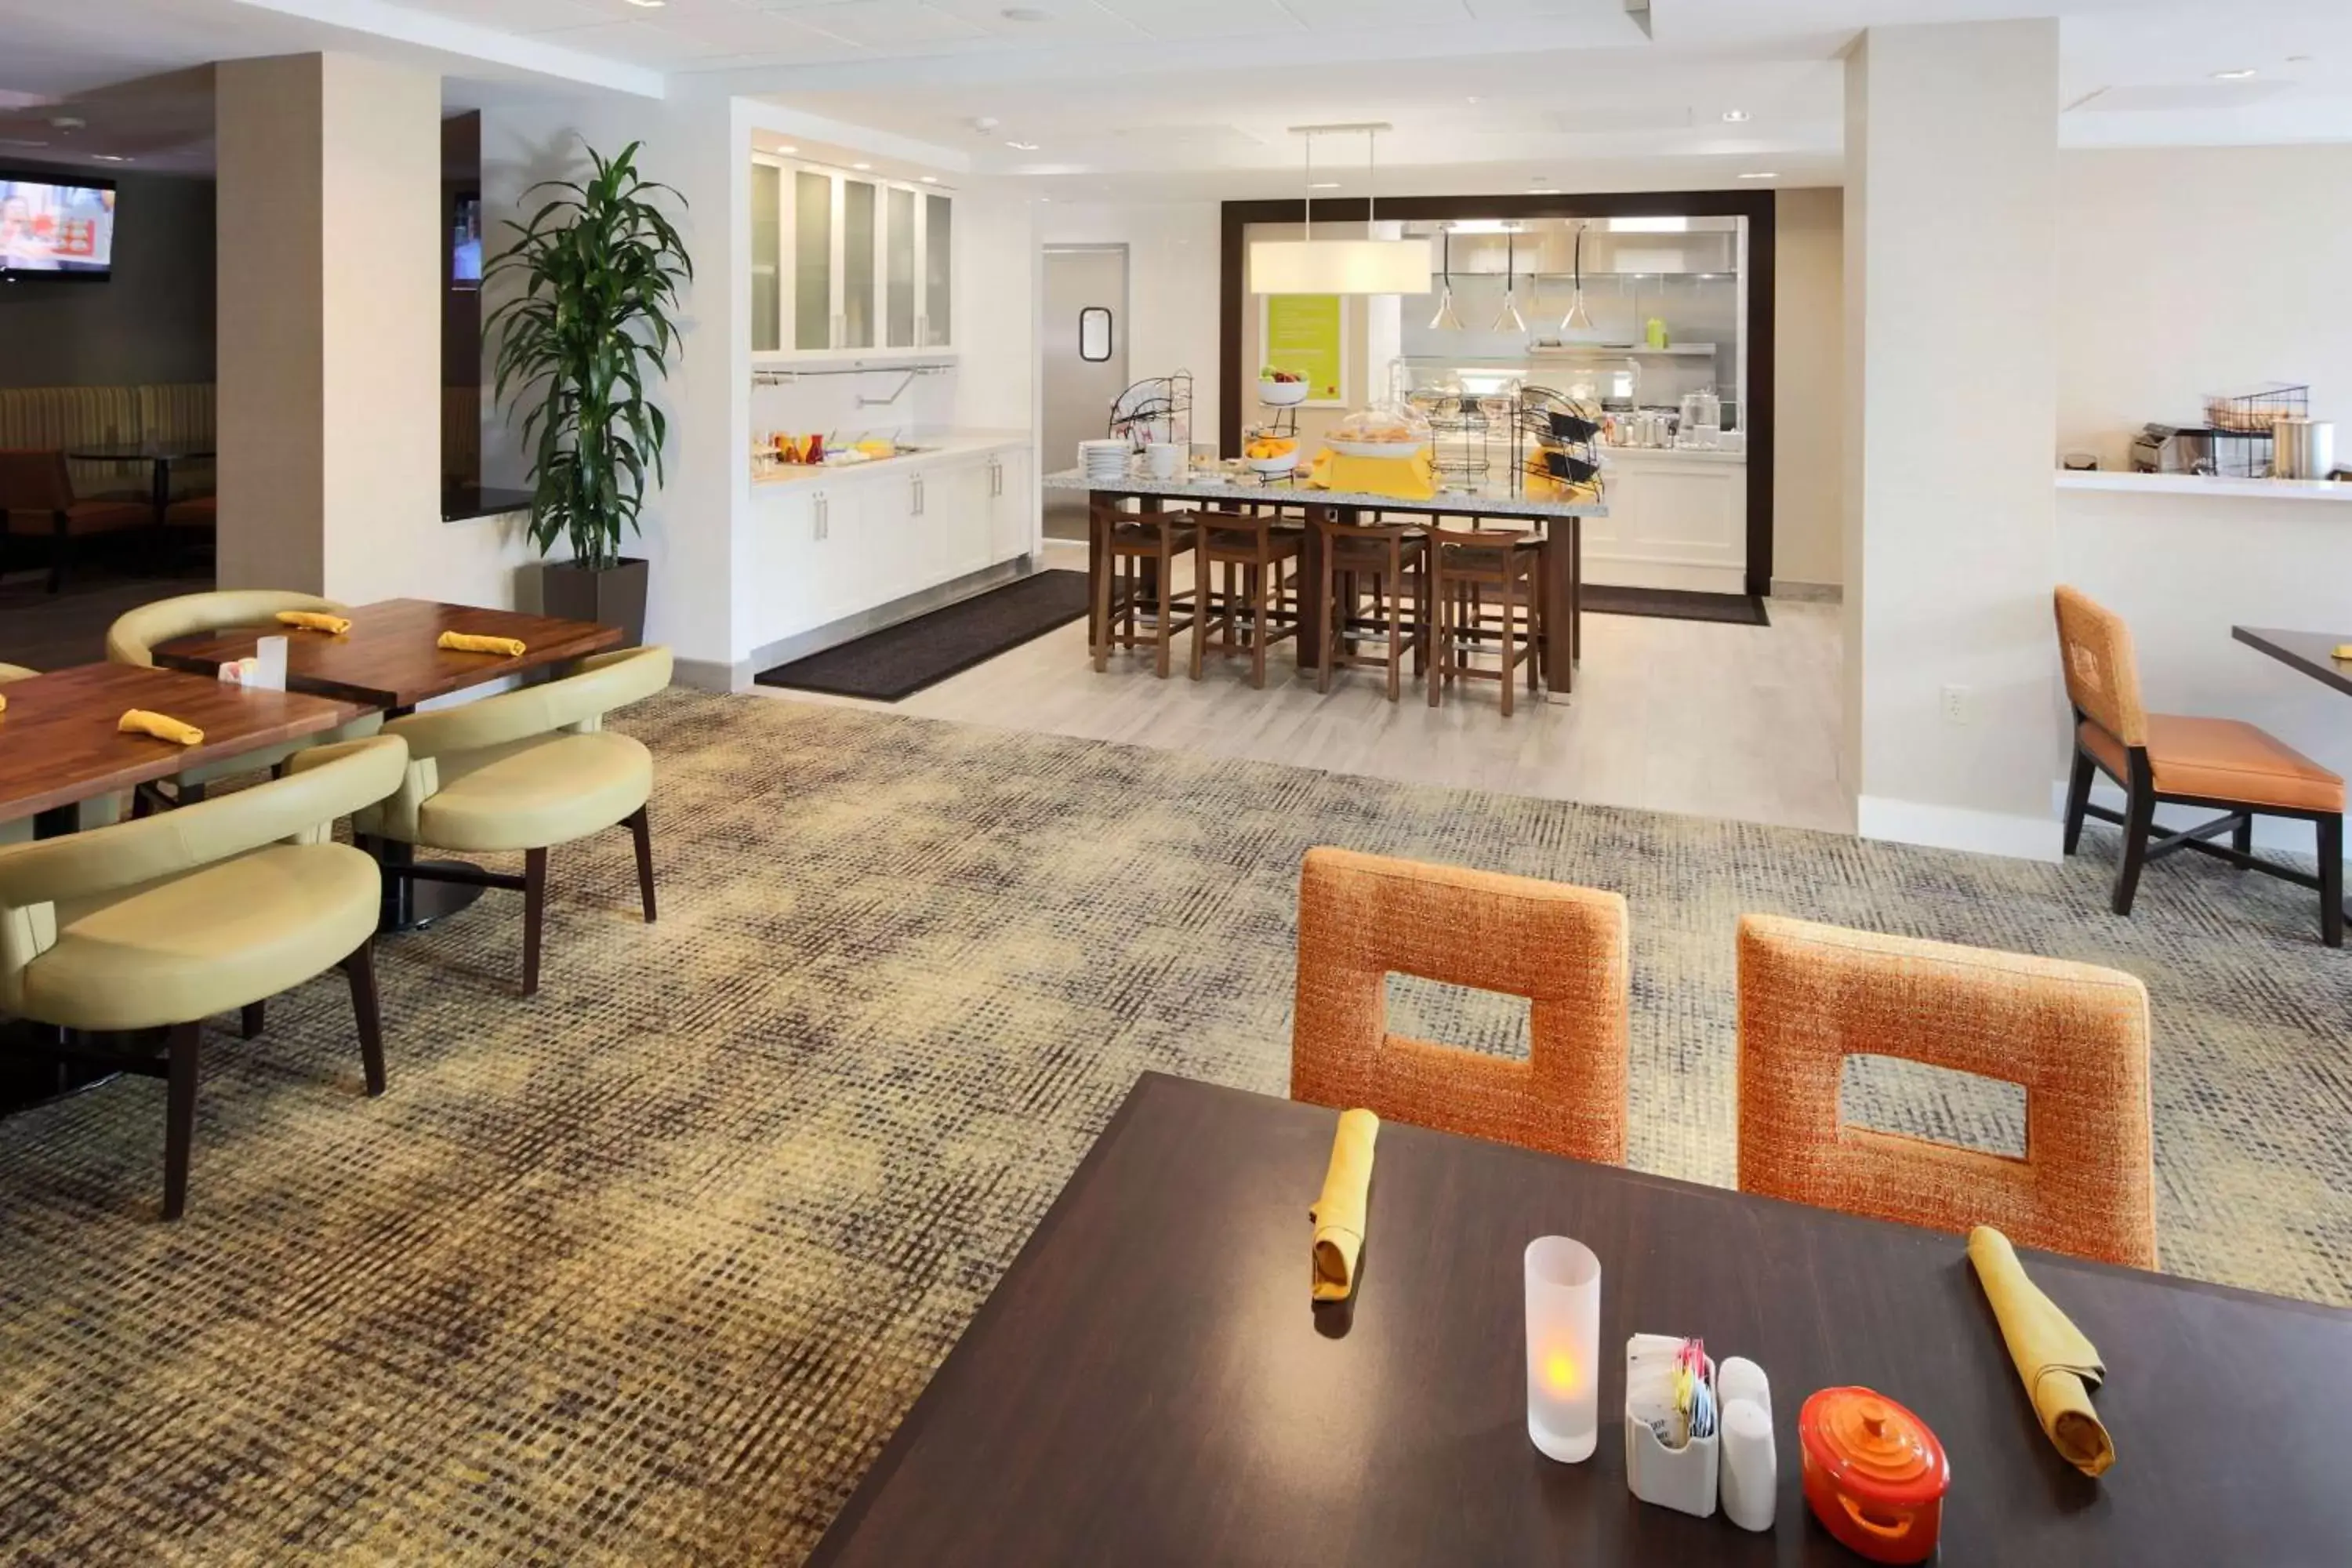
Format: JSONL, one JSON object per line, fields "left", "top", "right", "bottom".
{"left": 1220, "top": 191, "right": 1777, "bottom": 598}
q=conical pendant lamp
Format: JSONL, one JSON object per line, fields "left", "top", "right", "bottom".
{"left": 1560, "top": 222, "right": 1596, "bottom": 335}
{"left": 1492, "top": 229, "right": 1526, "bottom": 333}
{"left": 1429, "top": 230, "right": 1464, "bottom": 331}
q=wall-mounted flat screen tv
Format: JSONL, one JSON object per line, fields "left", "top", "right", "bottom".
{"left": 452, "top": 194, "right": 482, "bottom": 289}
{"left": 0, "top": 170, "right": 117, "bottom": 280}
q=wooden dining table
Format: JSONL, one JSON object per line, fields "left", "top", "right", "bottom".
{"left": 811, "top": 1073, "right": 2352, "bottom": 1566}
{"left": 66, "top": 441, "right": 216, "bottom": 528}
{"left": 149, "top": 597, "right": 626, "bottom": 931}
{"left": 2233, "top": 625, "right": 2352, "bottom": 699}
{"left": 0, "top": 662, "right": 366, "bottom": 840}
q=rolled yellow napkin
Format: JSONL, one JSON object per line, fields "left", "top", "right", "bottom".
{"left": 438, "top": 631, "right": 526, "bottom": 658}
{"left": 276, "top": 610, "right": 351, "bottom": 635}
{"left": 2331, "top": 644, "right": 2352, "bottom": 661}
{"left": 1967, "top": 1225, "right": 2114, "bottom": 1477}
{"left": 1309, "top": 1108, "right": 1380, "bottom": 1302}
{"left": 0, "top": 692, "right": 8, "bottom": 713}
{"left": 119, "top": 710, "right": 204, "bottom": 746}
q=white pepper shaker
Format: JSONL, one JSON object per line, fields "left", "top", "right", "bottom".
{"left": 1717, "top": 1356, "right": 1777, "bottom": 1533}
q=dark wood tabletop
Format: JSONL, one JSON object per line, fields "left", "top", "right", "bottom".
{"left": 2234, "top": 626, "right": 2352, "bottom": 699}
{"left": 811, "top": 1073, "right": 2352, "bottom": 1567}
{"left": 64, "top": 443, "right": 216, "bottom": 463}
{"left": 0, "top": 663, "right": 366, "bottom": 825}
{"left": 147, "top": 598, "right": 622, "bottom": 712}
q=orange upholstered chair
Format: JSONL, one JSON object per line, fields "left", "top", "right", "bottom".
{"left": 2056, "top": 585, "right": 2343, "bottom": 946}
{"left": 1290, "top": 847, "right": 1630, "bottom": 1163}
{"left": 1735, "top": 914, "right": 2156, "bottom": 1269}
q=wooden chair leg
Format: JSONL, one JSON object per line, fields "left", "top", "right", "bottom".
{"left": 623, "top": 805, "right": 657, "bottom": 922}
{"left": 2321, "top": 814, "right": 2344, "bottom": 949}
{"left": 521, "top": 847, "right": 549, "bottom": 996}
{"left": 1316, "top": 546, "right": 1337, "bottom": 695}
{"left": 1189, "top": 557, "right": 1210, "bottom": 681}
{"left": 2062, "top": 749, "right": 2096, "bottom": 856}
{"left": 1499, "top": 577, "right": 1516, "bottom": 719}
{"left": 1526, "top": 563, "right": 1543, "bottom": 695}
{"left": 342, "top": 942, "right": 387, "bottom": 1096}
{"left": 1250, "top": 562, "right": 1269, "bottom": 690}
{"left": 162, "top": 1022, "right": 200, "bottom": 1221}
{"left": 1384, "top": 568, "right": 1403, "bottom": 703}
{"left": 1428, "top": 570, "right": 1446, "bottom": 709}
{"left": 2111, "top": 787, "right": 2155, "bottom": 916}
{"left": 1093, "top": 542, "right": 1115, "bottom": 672}
{"left": 1154, "top": 541, "right": 1174, "bottom": 679}
{"left": 241, "top": 1001, "right": 265, "bottom": 1039}
{"left": 2230, "top": 813, "right": 2253, "bottom": 862}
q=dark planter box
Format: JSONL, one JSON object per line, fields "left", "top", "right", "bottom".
{"left": 541, "top": 557, "right": 648, "bottom": 648}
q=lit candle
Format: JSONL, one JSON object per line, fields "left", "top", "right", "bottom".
{"left": 1525, "top": 1236, "right": 1601, "bottom": 1462}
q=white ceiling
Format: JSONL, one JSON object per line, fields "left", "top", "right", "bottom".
{"left": 2, "top": 0, "right": 2350, "bottom": 188}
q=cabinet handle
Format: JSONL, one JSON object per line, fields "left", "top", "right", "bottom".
{"left": 815, "top": 495, "right": 828, "bottom": 539}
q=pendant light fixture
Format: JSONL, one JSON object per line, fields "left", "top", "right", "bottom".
{"left": 1428, "top": 229, "right": 1464, "bottom": 331}
{"left": 1560, "top": 221, "right": 1596, "bottom": 336}
{"left": 1249, "top": 122, "right": 1433, "bottom": 296}
{"left": 1492, "top": 227, "right": 1526, "bottom": 334}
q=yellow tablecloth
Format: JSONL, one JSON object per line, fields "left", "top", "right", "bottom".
{"left": 1307, "top": 448, "right": 1438, "bottom": 502}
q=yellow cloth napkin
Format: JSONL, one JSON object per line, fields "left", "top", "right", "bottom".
{"left": 119, "top": 710, "right": 204, "bottom": 746}
{"left": 1307, "top": 448, "right": 1439, "bottom": 502}
{"left": 1968, "top": 1225, "right": 2114, "bottom": 1476}
{"left": 0, "top": 692, "right": 7, "bottom": 713}
{"left": 2331, "top": 644, "right": 2352, "bottom": 661}
{"left": 438, "top": 631, "right": 527, "bottom": 658}
{"left": 276, "top": 610, "right": 351, "bottom": 635}
{"left": 1309, "top": 1108, "right": 1380, "bottom": 1302}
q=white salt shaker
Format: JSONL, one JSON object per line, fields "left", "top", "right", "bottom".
{"left": 1717, "top": 1356, "right": 1776, "bottom": 1534}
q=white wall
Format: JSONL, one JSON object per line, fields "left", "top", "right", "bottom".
{"left": 2059, "top": 143, "right": 2352, "bottom": 472}
{"left": 1038, "top": 201, "right": 1220, "bottom": 443}
{"left": 1773, "top": 187, "right": 1844, "bottom": 591}
{"left": 1846, "top": 20, "right": 2063, "bottom": 861}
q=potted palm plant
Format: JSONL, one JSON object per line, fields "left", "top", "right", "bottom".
{"left": 485, "top": 140, "right": 692, "bottom": 645}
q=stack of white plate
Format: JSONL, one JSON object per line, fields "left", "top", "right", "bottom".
{"left": 1078, "top": 440, "right": 1132, "bottom": 484}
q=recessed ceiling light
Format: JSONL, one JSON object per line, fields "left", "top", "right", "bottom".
{"left": 1722, "top": 109, "right": 1751, "bottom": 122}
{"left": 779, "top": 144, "right": 798, "bottom": 154}
{"left": 2212, "top": 67, "right": 2258, "bottom": 80}
{"left": 1002, "top": 5, "right": 1049, "bottom": 18}
{"left": 1737, "top": 171, "right": 1778, "bottom": 180}
{"left": 1465, "top": 96, "right": 1480, "bottom": 104}
{"left": 851, "top": 162, "right": 872, "bottom": 171}
{"left": 920, "top": 175, "right": 938, "bottom": 183}
{"left": 1006, "top": 140, "right": 1040, "bottom": 151}
{"left": 623, "top": 0, "right": 666, "bottom": 8}
{"left": 1309, "top": 181, "right": 1341, "bottom": 189}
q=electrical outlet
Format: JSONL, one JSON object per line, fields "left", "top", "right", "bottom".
{"left": 1941, "top": 684, "right": 1971, "bottom": 725}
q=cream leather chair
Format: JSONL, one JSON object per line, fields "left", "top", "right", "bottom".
{"left": 0, "top": 735, "right": 408, "bottom": 1218}
{"left": 361, "top": 646, "right": 670, "bottom": 996}
{"left": 107, "top": 590, "right": 385, "bottom": 804}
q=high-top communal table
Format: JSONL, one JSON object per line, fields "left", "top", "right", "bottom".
{"left": 1044, "top": 470, "right": 1607, "bottom": 699}
{"left": 150, "top": 598, "right": 625, "bottom": 931}
{"left": 811, "top": 1073, "right": 2352, "bottom": 1567}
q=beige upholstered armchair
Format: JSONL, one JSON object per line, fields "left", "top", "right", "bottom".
{"left": 107, "top": 590, "right": 385, "bottom": 803}
{"left": 0, "top": 735, "right": 408, "bottom": 1219}
{"left": 361, "top": 645, "right": 671, "bottom": 996}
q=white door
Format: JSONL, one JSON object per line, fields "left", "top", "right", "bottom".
{"left": 1041, "top": 245, "right": 1127, "bottom": 541}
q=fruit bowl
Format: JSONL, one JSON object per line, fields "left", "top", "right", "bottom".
{"left": 1259, "top": 379, "right": 1310, "bottom": 407}
{"left": 1247, "top": 452, "right": 1301, "bottom": 476}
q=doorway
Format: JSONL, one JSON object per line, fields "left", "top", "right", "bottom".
{"left": 1040, "top": 245, "right": 1128, "bottom": 541}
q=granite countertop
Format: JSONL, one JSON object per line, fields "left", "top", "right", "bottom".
{"left": 1043, "top": 467, "right": 1607, "bottom": 518}
{"left": 753, "top": 431, "right": 1030, "bottom": 487}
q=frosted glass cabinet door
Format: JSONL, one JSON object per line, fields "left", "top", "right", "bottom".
{"left": 793, "top": 169, "right": 833, "bottom": 352}
{"left": 923, "top": 192, "right": 953, "bottom": 349}
{"left": 750, "top": 162, "right": 781, "bottom": 353}
{"left": 841, "top": 177, "right": 878, "bottom": 351}
{"left": 887, "top": 186, "right": 917, "bottom": 349}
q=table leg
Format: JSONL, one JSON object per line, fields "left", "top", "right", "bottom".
{"left": 1296, "top": 506, "right": 1334, "bottom": 673}
{"left": 1543, "top": 517, "right": 1577, "bottom": 702}
{"left": 365, "top": 703, "right": 488, "bottom": 935}
{"left": 1087, "top": 490, "right": 1107, "bottom": 654}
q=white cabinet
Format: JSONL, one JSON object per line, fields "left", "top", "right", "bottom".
{"left": 985, "top": 448, "right": 1033, "bottom": 565}
{"left": 757, "top": 155, "right": 955, "bottom": 361}
{"left": 1583, "top": 452, "right": 1747, "bottom": 594}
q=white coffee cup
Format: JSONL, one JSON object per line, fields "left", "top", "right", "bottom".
{"left": 1144, "top": 441, "right": 1181, "bottom": 479}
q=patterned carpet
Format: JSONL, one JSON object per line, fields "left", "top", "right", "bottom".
{"left": 2, "top": 689, "right": 2347, "bottom": 1562}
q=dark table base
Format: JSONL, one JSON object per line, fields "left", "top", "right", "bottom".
{"left": 0, "top": 1025, "right": 118, "bottom": 1120}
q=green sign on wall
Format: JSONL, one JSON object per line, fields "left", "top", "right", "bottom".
{"left": 1262, "top": 294, "right": 1346, "bottom": 405}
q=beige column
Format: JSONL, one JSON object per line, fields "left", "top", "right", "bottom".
{"left": 215, "top": 53, "right": 440, "bottom": 600}
{"left": 1843, "top": 20, "right": 2063, "bottom": 860}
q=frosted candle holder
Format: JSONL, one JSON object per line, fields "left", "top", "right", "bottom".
{"left": 1524, "top": 1236, "right": 1601, "bottom": 1463}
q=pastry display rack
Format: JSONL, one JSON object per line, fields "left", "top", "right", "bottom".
{"left": 1109, "top": 371, "right": 1194, "bottom": 451}
{"left": 1517, "top": 385, "right": 1606, "bottom": 499}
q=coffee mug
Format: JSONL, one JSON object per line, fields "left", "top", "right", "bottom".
{"left": 1144, "top": 442, "right": 1182, "bottom": 479}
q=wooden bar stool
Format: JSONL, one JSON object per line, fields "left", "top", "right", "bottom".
{"left": 1190, "top": 510, "right": 1302, "bottom": 688}
{"left": 1428, "top": 525, "right": 1544, "bottom": 717}
{"left": 1317, "top": 517, "right": 1428, "bottom": 703}
{"left": 1091, "top": 500, "right": 1200, "bottom": 679}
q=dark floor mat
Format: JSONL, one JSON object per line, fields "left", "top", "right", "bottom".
{"left": 1581, "top": 585, "right": 1769, "bottom": 626}
{"left": 753, "top": 570, "right": 1091, "bottom": 702}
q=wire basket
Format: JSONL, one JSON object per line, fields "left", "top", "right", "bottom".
{"left": 1109, "top": 371, "right": 1193, "bottom": 450}
{"left": 2203, "top": 383, "right": 2307, "bottom": 434}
